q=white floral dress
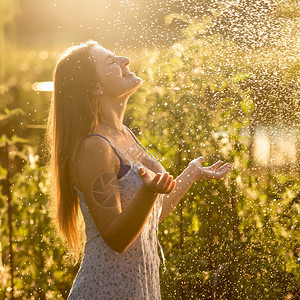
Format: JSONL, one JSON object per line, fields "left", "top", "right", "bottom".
{"left": 68, "top": 134, "right": 166, "bottom": 300}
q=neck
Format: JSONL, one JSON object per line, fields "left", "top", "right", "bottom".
{"left": 97, "top": 94, "right": 130, "bottom": 132}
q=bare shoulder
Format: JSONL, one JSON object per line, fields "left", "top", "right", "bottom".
{"left": 79, "top": 135, "right": 115, "bottom": 158}
{"left": 73, "top": 136, "right": 119, "bottom": 191}
{"left": 73, "top": 136, "right": 123, "bottom": 248}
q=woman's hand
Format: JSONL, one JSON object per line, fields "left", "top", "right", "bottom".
{"left": 137, "top": 167, "right": 176, "bottom": 195}
{"left": 188, "top": 157, "right": 231, "bottom": 182}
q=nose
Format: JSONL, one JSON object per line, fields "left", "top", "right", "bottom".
{"left": 120, "top": 56, "right": 130, "bottom": 67}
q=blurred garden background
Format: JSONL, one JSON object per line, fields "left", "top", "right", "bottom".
{"left": 0, "top": 0, "right": 299, "bottom": 299}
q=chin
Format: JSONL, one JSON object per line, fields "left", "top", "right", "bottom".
{"left": 130, "top": 76, "right": 143, "bottom": 90}
{"left": 120, "top": 76, "right": 143, "bottom": 96}
{"left": 135, "top": 76, "right": 143, "bottom": 86}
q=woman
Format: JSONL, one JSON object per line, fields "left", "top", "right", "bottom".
{"left": 47, "top": 40, "right": 231, "bottom": 299}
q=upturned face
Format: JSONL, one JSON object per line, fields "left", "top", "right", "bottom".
{"left": 89, "top": 45, "right": 143, "bottom": 98}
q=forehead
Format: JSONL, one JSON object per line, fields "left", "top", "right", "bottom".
{"left": 89, "top": 45, "right": 115, "bottom": 63}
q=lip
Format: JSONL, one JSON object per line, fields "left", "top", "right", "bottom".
{"left": 123, "top": 71, "right": 135, "bottom": 77}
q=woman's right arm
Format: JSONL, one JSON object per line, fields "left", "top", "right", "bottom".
{"left": 75, "top": 137, "right": 175, "bottom": 253}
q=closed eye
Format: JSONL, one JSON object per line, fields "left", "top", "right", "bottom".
{"left": 106, "top": 55, "right": 116, "bottom": 64}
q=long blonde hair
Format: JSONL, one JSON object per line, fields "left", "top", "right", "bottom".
{"left": 47, "top": 40, "right": 100, "bottom": 261}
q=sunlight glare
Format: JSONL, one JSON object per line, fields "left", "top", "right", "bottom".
{"left": 31, "top": 81, "right": 53, "bottom": 92}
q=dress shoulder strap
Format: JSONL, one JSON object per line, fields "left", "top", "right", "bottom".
{"left": 124, "top": 125, "right": 156, "bottom": 160}
{"left": 87, "top": 134, "right": 124, "bottom": 166}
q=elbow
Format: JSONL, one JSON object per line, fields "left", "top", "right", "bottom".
{"left": 101, "top": 221, "right": 132, "bottom": 253}
{"left": 102, "top": 234, "right": 129, "bottom": 254}
{"left": 114, "top": 246, "right": 128, "bottom": 254}
{"left": 108, "top": 242, "right": 127, "bottom": 253}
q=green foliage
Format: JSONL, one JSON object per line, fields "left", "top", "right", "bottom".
{"left": 0, "top": 7, "right": 299, "bottom": 300}
{"left": 0, "top": 144, "right": 79, "bottom": 299}
{"left": 128, "top": 15, "right": 300, "bottom": 299}
{"left": 0, "top": 0, "right": 19, "bottom": 81}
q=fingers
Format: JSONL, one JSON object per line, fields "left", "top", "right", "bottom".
{"left": 189, "top": 157, "right": 205, "bottom": 168}
{"left": 137, "top": 167, "right": 147, "bottom": 176}
{"left": 209, "top": 160, "right": 223, "bottom": 171}
{"left": 137, "top": 167, "right": 145, "bottom": 176}
{"left": 138, "top": 167, "right": 175, "bottom": 194}
{"left": 150, "top": 173, "right": 163, "bottom": 186}
{"left": 153, "top": 172, "right": 175, "bottom": 194}
{"left": 162, "top": 173, "right": 174, "bottom": 191}
{"left": 137, "top": 167, "right": 154, "bottom": 180}
{"left": 156, "top": 172, "right": 171, "bottom": 190}
{"left": 165, "top": 180, "right": 176, "bottom": 194}
{"left": 218, "top": 163, "right": 231, "bottom": 171}
{"left": 215, "top": 163, "right": 232, "bottom": 178}
{"left": 197, "top": 157, "right": 205, "bottom": 164}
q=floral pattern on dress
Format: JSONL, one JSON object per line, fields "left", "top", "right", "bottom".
{"left": 68, "top": 162, "right": 165, "bottom": 300}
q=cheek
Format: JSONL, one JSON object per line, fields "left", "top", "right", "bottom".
{"left": 108, "top": 65, "right": 122, "bottom": 77}
{"left": 105, "top": 72, "right": 120, "bottom": 80}
{"left": 101, "top": 71, "right": 125, "bottom": 94}
{"left": 98, "top": 64, "right": 120, "bottom": 80}
{"left": 103, "top": 68, "right": 122, "bottom": 85}
{"left": 104, "top": 73, "right": 123, "bottom": 90}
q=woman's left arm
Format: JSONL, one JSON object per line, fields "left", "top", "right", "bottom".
{"left": 159, "top": 157, "right": 231, "bottom": 223}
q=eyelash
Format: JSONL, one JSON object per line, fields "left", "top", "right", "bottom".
{"left": 108, "top": 58, "right": 116, "bottom": 64}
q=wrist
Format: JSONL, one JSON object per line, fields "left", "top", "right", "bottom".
{"left": 183, "top": 164, "right": 198, "bottom": 184}
{"left": 140, "top": 185, "right": 159, "bottom": 199}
